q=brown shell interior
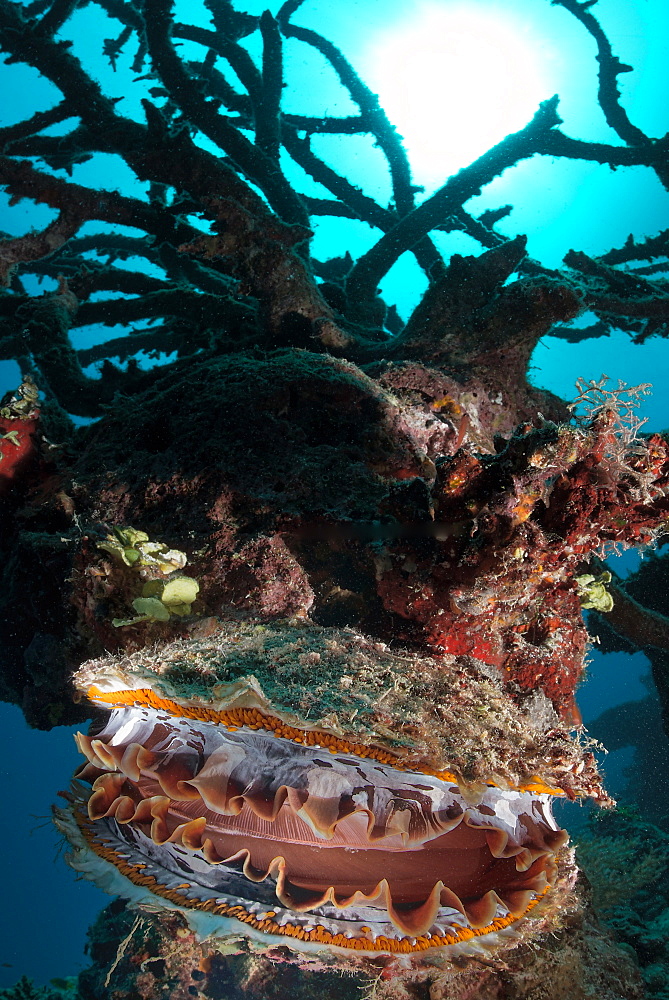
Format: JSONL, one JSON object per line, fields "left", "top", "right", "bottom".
{"left": 74, "top": 700, "right": 567, "bottom": 939}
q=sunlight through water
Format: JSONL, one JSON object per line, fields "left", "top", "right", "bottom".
{"left": 365, "top": 2, "right": 551, "bottom": 185}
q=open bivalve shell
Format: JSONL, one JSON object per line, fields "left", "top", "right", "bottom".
{"left": 56, "top": 619, "right": 598, "bottom": 961}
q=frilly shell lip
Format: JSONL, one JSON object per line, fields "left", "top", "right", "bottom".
{"left": 56, "top": 786, "right": 578, "bottom": 962}
{"left": 81, "top": 680, "right": 564, "bottom": 799}
{"left": 67, "top": 734, "right": 566, "bottom": 942}
{"left": 71, "top": 617, "right": 609, "bottom": 803}
{"left": 64, "top": 644, "right": 576, "bottom": 958}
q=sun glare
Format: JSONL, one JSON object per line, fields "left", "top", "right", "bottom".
{"left": 365, "top": 3, "right": 550, "bottom": 187}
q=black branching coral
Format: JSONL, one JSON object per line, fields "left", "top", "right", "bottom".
{"left": 0, "top": 0, "right": 668, "bottom": 418}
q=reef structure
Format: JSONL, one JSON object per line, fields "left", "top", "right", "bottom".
{"left": 57, "top": 620, "right": 587, "bottom": 965}
{"left": 43, "top": 360, "right": 669, "bottom": 980}
{"left": 1, "top": 0, "right": 668, "bottom": 992}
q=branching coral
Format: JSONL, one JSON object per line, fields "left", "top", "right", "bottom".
{"left": 0, "top": 0, "right": 668, "bottom": 416}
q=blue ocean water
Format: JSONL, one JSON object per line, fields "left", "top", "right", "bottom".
{"left": 1, "top": 0, "right": 668, "bottom": 987}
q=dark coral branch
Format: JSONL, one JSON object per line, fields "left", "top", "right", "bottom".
{"left": 23, "top": 0, "right": 53, "bottom": 15}
{"left": 200, "top": 0, "right": 257, "bottom": 43}
{"left": 0, "top": 135, "right": 317, "bottom": 343}
{"left": 256, "top": 10, "right": 282, "bottom": 162}
{"left": 92, "top": 0, "right": 146, "bottom": 71}
{"left": 75, "top": 323, "right": 216, "bottom": 365}
{"left": 76, "top": 302, "right": 258, "bottom": 364}
{"left": 445, "top": 209, "right": 508, "bottom": 250}
{"left": 301, "top": 197, "right": 361, "bottom": 219}
{"left": 143, "top": 0, "right": 308, "bottom": 228}
{"left": 549, "top": 320, "right": 611, "bottom": 343}
{"left": 581, "top": 294, "right": 669, "bottom": 334}
{"left": 623, "top": 262, "right": 669, "bottom": 278}
{"left": 276, "top": 9, "right": 444, "bottom": 280}
{"left": 389, "top": 238, "right": 583, "bottom": 391}
{"left": 178, "top": 196, "right": 350, "bottom": 350}
{"left": 601, "top": 230, "right": 669, "bottom": 266}
{"left": 185, "top": 33, "right": 416, "bottom": 220}
{"left": 75, "top": 325, "right": 182, "bottom": 365}
{"left": 1, "top": 267, "right": 257, "bottom": 361}
{"left": 52, "top": 233, "right": 164, "bottom": 265}
{"left": 35, "top": 0, "right": 80, "bottom": 38}
{"left": 0, "top": 207, "right": 82, "bottom": 286}
{"left": 0, "top": 1, "right": 299, "bottom": 247}
{"left": 92, "top": 0, "right": 144, "bottom": 33}
{"left": 564, "top": 249, "right": 666, "bottom": 295}
{"left": 2, "top": 128, "right": 98, "bottom": 174}
{"left": 187, "top": 58, "right": 252, "bottom": 119}
{"left": 478, "top": 205, "right": 514, "bottom": 229}
{"left": 345, "top": 97, "right": 563, "bottom": 312}
{"left": 1, "top": 0, "right": 668, "bottom": 414}
{"left": 551, "top": 0, "right": 651, "bottom": 148}
{"left": 4, "top": 221, "right": 236, "bottom": 300}
{"left": 0, "top": 100, "right": 72, "bottom": 147}
{"left": 103, "top": 23, "right": 133, "bottom": 70}
{"left": 282, "top": 128, "right": 444, "bottom": 284}
{"left": 71, "top": 288, "right": 243, "bottom": 329}
{"left": 14, "top": 277, "right": 141, "bottom": 415}
{"left": 0, "top": 0, "right": 121, "bottom": 138}
{"left": 277, "top": 8, "right": 417, "bottom": 217}
{"left": 536, "top": 129, "right": 669, "bottom": 174}
{"left": 0, "top": 155, "right": 171, "bottom": 240}
{"left": 283, "top": 114, "right": 366, "bottom": 134}
{"left": 277, "top": 0, "right": 304, "bottom": 21}
{"left": 565, "top": 250, "right": 669, "bottom": 336}
{"left": 172, "top": 22, "right": 263, "bottom": 105}
{"left": 281, "top": 126, "right": 393, "bottom": 232}
{"left": 21, "top": 265, "right": 169, "bottom": 299}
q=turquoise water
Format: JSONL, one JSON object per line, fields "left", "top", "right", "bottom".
{"left": 1, "top": 0, "right": 668, "bottom": 987}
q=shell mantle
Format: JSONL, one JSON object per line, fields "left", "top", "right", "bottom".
{"left": 73, "top": 617, "right": 605, "bottom": 801}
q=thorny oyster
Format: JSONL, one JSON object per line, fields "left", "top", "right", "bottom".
{"left": 57, "top": 620, "right": 599, "bottom": 964}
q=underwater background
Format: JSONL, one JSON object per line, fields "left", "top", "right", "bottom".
{"left": 1, "top": 0, "right": 669, "bottom": 992}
